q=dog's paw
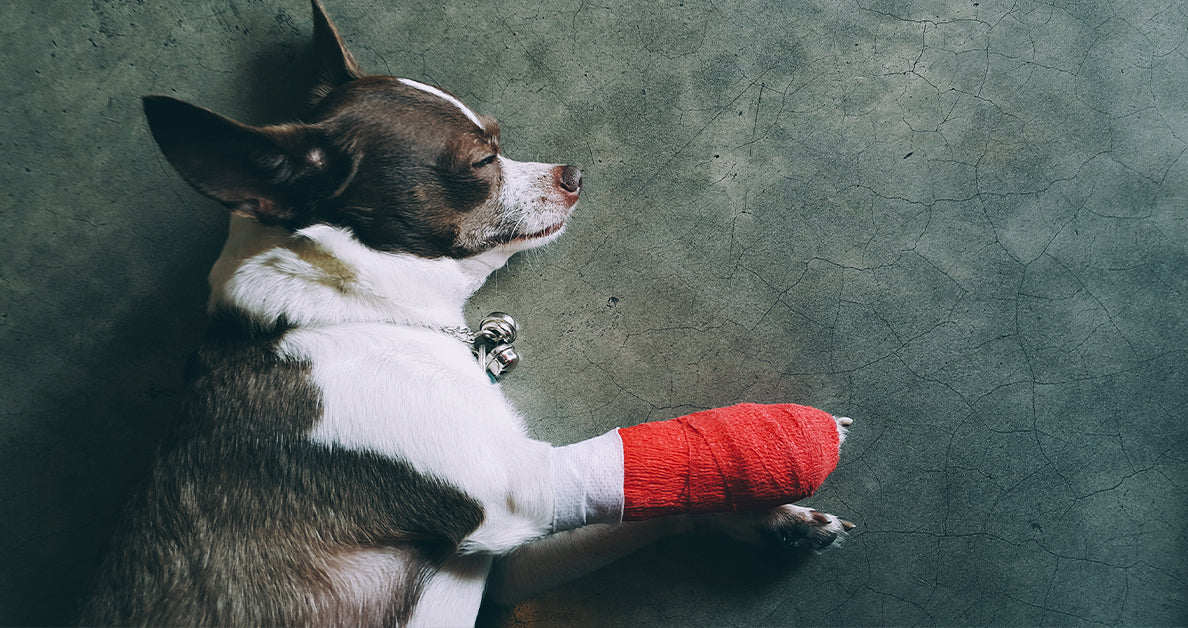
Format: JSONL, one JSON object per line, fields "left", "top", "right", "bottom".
{"left": 758, "top": 504, "right": 854, "bottom": 552}
{"left": 701, "top": 504, "right": 853, "bottom": 552}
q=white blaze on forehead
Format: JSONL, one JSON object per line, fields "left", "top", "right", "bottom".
{"left": 398, "top": 78, "right": 485, "bottom": 130}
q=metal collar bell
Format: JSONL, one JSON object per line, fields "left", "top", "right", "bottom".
{"left": 472, "top": 312, "right": 521, "bottom": 381}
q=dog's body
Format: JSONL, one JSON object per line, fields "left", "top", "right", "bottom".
{"left": 84, "top": 218, "right": 564, "bottom": 625}
{"left": 84, "top": 3, "right": 850, "bottom": 625}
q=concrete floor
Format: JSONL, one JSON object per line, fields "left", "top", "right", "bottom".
{"left": 2, "top": 0, "right": 1185, "bottom": 625}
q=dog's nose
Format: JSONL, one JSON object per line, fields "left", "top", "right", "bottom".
{"left": 559, "top": 166, "right": 582, "bottom": 194}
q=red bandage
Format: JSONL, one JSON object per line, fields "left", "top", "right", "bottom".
{"left": 618, "top": 403, "right": 841, "bottom": 520}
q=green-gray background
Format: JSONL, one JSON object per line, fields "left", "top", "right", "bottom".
{"left": 2, "top": 1, "right": 1184, "bottom": 625}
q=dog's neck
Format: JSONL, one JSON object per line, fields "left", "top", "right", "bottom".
{"left": 209, "top": 216, "right": 512, "bottom": 330}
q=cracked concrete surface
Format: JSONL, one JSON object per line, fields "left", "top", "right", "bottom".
{"left": 1, "top": 0, "right": 1184, "bottom": 625}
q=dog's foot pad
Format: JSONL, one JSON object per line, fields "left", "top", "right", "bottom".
{"left": 760, "top": 504, "right": 852, "bottom": 551}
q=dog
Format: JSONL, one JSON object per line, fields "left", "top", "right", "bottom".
{"left": 82, "top": 2, "right": 851, "bottom": 625}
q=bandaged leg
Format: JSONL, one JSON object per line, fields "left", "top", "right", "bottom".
{"left": 549, "top": 429, "right": 626, "bottom": 531}
{"left": 548, "top": 403, "right": 844, "bottom": 531}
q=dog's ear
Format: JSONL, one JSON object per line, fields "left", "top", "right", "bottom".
{"left": 143, "top": 95, "right": 356, "bottom": 225}
{"left": 309, "top": 0, "right": 363, "bottom": 105}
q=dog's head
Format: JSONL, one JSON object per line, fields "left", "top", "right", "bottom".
{"left": 143, "top": 0, "right": 580, "bottom": 261}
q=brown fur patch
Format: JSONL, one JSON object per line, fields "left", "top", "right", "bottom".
{"left": 290, "top": 235, "right": 358, "bottom": 292}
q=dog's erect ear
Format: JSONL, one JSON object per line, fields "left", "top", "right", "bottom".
{"left": 143, "top": 95, "right": 355, "bottom": 225}
{"left": 309, "top": 0, "right": 363, "bottom": 105}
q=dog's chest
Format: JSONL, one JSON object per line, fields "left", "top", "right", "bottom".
{"left": 276, "top": 322, "right": 534, "bottom": 491}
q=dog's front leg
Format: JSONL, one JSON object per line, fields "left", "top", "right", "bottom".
{"left": 477, "top": 403, "right": 852, "bottom": 603}
{"left": 483, "top": 506, "right": 853, "bottom": 606}
{"left": 535, "top": 403, "right": 849, "bottom": 533}
{"left": 464, "top": 404, "right": 849, "bottom": 559}
{"left": 483, "top": 518, "right": 687, "bottom": 605}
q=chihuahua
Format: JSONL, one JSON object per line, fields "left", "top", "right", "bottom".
{"left": 82, "top": 2, "right": 850, "bottom": 625}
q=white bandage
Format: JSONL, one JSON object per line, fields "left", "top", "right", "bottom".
{"left": 548, "top": 429, "right": 625, "bottom": 532}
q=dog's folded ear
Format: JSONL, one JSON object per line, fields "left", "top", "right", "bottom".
{"left": 143, "top": 95, "right": 356, "bottom": 226}
{"left": 309, "top": 0, "right": 363, "bottom": 106}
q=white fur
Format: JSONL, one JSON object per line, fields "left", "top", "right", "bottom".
{"left": 500, "top": 158, "right": 572, "bottom": 239}
{"left": 408, "top": 555, "right": 493, "bottom": 627}
{"left": 319, "top": 547, "right": 412, "bottom": 626}
{"left": 398, "top": 78, "right": 486, "bottom": 129}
